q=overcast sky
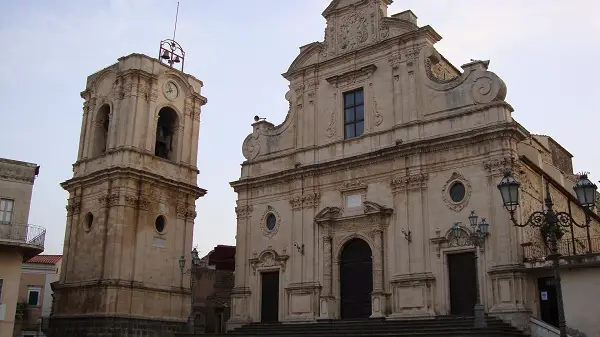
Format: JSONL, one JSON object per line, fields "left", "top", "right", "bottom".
{"left": 1, "top": 0, "right": 599, "bottom": 256}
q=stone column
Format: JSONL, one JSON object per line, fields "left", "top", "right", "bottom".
{"left": 318, "top": 235, "right": 336, "bottom": 320}
{"left": 371, "top": 229, "right": 386, "bottom": 318}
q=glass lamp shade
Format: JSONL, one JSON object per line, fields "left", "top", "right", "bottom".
{"left": 573, "top": 174, "right": 597, "bottom": 209}
{"left": 191, "top": 248, "right": 200, "bottom": 267}
{"left": 479, "top": 218, "right": 489, "bottom": 235}
{"left": 468, "top": 211, "right": 478, "bottom": 227}
{"left": 497, "top": 172, "right": 520, "bottom": 211}
{"left": 451, "top": 223, "right": 462, "bottom": 237}
{"left": 179, "top": 255, "right": 185, "bottom": 269}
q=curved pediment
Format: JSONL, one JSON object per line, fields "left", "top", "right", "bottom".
{"left": 315, "top": 201, "right": 393, "bottom": 224}
{"left": 284, "top": 42, "right": 323, "bottom": 78}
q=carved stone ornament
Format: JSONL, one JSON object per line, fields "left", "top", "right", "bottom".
{"left": 290, "top": 192, "right": 321, "bottom": 210}
{"left": 338, "top": 8, "right": 369, "bottom": 52}
{"left": 175, "top": 203, "right": 197, "bottom": 219}
{"left": 235, "top": 205, "right": 253, "bottom": 220}
{"left": 124, "top": 195, "right": 150, "bottom": 210}
{"left": 326, "top": 111, "right": 336, "bottom": 138}
{"left": 483, "top": 156, "right": 517, "bottom": 176}
{"left": 372, "top": 97, "right": 383, "bottom": 126}
{"left": 98, "top": 193, "right": 119, "bottom": 208}
{"left": 441, "top": 172, "right": 472, "bottom": 212}
{"left": 65, "top": 200, "right": 81, "bottom": 216}
{"left": 390, "top": 173, "right": 429, "bottom": 194}
{"left": 249, "top": 249, "right": 289, "bottom": 275}
{"left": 242, "top": 128, "right": 260, "bottom": 160}
{"left": 260, "top": 205, "right": 281, "bottom": 238}
{"left": 430, "top": 224, "right": 477, "bottom": 257}
{"left": 341, "top": 179, "right": 367, "bottom": 191}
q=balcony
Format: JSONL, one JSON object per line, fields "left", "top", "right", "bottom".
{"left": 0, "top": 222, "right": 46, "bottom": 259}
{"left": 523, "top": 236, "right": 600, "bottom": 268}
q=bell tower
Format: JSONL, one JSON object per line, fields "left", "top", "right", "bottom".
{"left": 49, "top": 39, "right": 207, "bottom": 335}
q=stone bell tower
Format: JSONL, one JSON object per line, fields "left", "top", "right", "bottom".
{"left": 49, "top": 42, "right": 207, "bottom": 336}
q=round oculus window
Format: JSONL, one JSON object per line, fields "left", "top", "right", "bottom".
{"left": 155, "top": 215, "right": 166, "bottom": 233}
{"left": 449, "top": 182, "right": 466, "bottom": 203}
{"left": 266, "top": 213, "right": 277, "bottom": 231}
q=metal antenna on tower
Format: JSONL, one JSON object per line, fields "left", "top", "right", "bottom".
{"left": 159, "top": 1, "right": 185, "bottom": 71}
{"left": 172, "top": 1, "right": 179, "bottom": 41}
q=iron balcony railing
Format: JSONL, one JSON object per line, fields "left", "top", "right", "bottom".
{"left": 523, "top": 236, "right": 600, "bottom": 262}
{"left": 0, "top": 222, "right": 46, "bottom": 249}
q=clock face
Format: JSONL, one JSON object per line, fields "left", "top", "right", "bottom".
{"left": 163, "top": 81, "right": 179, "bottom": 101}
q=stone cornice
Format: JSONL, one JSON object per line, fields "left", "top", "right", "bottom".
{"left": 73, "top": 146, "right": 199, "bottom": 177}
{"left": 0, "top": 159, "right": 38, "bottom": 184}
{"left": 231, "top": 122, "right": 525, "bottom": 191}
{"left": 52, "top": 279, "right": 191, "bottom": 296}
{"left": 61, "top": 166, "right": 206, "bottom": 199}
{"left": 325, "top": 64, "right": 377, "bottom": 87}
{"left": 241, "top": 101, "right": 514, "bottom": 166}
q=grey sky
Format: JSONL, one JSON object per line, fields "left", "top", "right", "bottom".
{"left": 1, "top": 0, "right": 599, "bottom": 256}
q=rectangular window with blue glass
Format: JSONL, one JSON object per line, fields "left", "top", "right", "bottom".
{"left": 344, "top": 88, "right": 364, "bottom": 139}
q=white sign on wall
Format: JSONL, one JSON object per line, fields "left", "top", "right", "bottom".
{"left": 346, "top": 194, "right": 362, "bottom": 208}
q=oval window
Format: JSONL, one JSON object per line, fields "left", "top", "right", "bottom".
{"left": 84, "top": 213, "right": 93, "bottom": 230}
{"left": 449, "top": 182, "right": 466, "bottom": 203}
{"left": 266, "top": 213, "right": 277, "bottom": 231}
{"left": 155, "top": 215, "right": 166, "bottom": 233}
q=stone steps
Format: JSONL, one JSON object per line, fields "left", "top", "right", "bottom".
{"left": 187, "top": 316, "right": 526, "bottom": 337}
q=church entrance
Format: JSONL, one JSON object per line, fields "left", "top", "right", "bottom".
{"left": 340, "top": 238, "right": 373, "bottom": 319}
{"left": 448, "top": 252, "right": 477, "bottom": 316}
{"left": 260, "top": 271, "right": 279, "bottom": 322}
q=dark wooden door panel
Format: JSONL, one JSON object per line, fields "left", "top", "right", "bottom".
{"left": 340, "top": 239, "right": 373, "bottom": 319}
{"left": 261, "top": 271, "right": 279, "bottom": 322}
{"left": 538, "top": 277, "right": 559, "bottom": 327}
{"left": 448, "top": 252, "right": 476, "bottom": 316}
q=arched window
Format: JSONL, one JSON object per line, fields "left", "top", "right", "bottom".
{"left": 92, "top": 104, "right": 110, "bottom": 157}
{"left": 155, "top": 107, "right": 179, "bottom": 161}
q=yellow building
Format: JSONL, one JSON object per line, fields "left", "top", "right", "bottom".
{"left": 12, "top": 255, "right": 62, "bottom": 337}
{"left": 0, "top": 158, "right": 45, "bottom": 337}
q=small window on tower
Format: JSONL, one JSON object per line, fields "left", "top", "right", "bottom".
{"left": 92, "top": 104, "right": 110, "bottom": 157}
{"left": 155, "top": 215, "right": 166, "bottom": 234}
{"left": 84, "top": 212, "right": 94, "bottom": 231}
{"left": 344, "top": 89, "right": 364, "bottom": 139}
{"left": 155, "top": 107, "right": 179, "bottom": 161}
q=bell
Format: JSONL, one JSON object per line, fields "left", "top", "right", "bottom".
{"left": 173, "top": 55, "right": 181, "bottom": 63}
{"left": 161, "top": 49, "right": 170, "bottom": 60}
{"left": 157, "top": 127, "right": 166, "bottom": 143}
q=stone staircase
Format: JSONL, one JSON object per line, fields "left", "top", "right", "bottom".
{"left": 198, "top": 316, "right": 526, "bottom": 337}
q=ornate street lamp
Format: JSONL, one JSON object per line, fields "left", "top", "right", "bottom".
{"left": 179, "top": 248, "right": 203, "bottom": 334}
{"left": 497, "top": 172, "right": 596, "bottom": 337}
{"left": 453, "top": 211, "right": 490, "bottom": 328}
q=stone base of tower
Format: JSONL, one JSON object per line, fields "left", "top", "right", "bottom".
{"left": 47, "top": 315, "right": 188, "bottom": 337}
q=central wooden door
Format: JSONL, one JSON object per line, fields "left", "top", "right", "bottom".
{"left": 448, "top": 252, "right": 477, "bottom": 316}
{"left": 340, "top": 238, "right": 373, "bottom": 319}
{"left": 261, "top": 271, "right": 279, "bottom": 322}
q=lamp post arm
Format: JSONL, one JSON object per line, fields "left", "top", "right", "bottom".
{"left": 555, "top": 211, "right": 590, "bottom": 228}
{"left": 508, "top": 210, "right": 547, "bottom": 228}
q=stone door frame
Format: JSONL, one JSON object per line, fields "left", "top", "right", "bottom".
{"left": 315, "top": 201, "right": 393, "bottom": 319}
{"left": 248, "top": 249, "right": 289, "bottom": 322}
{"left": 431, "top": 224, "right": 480, "bottom": 315}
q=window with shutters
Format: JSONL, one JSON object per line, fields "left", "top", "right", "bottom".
{"left": 0, "top": 199, "right": 14, "bottom": 224}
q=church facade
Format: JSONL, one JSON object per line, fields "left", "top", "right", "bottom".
{"left": 49, "top": 53, "right": 207, "bottom": 336}
{"left": 229, "top": 0, "right": 600, "bottom": 332}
